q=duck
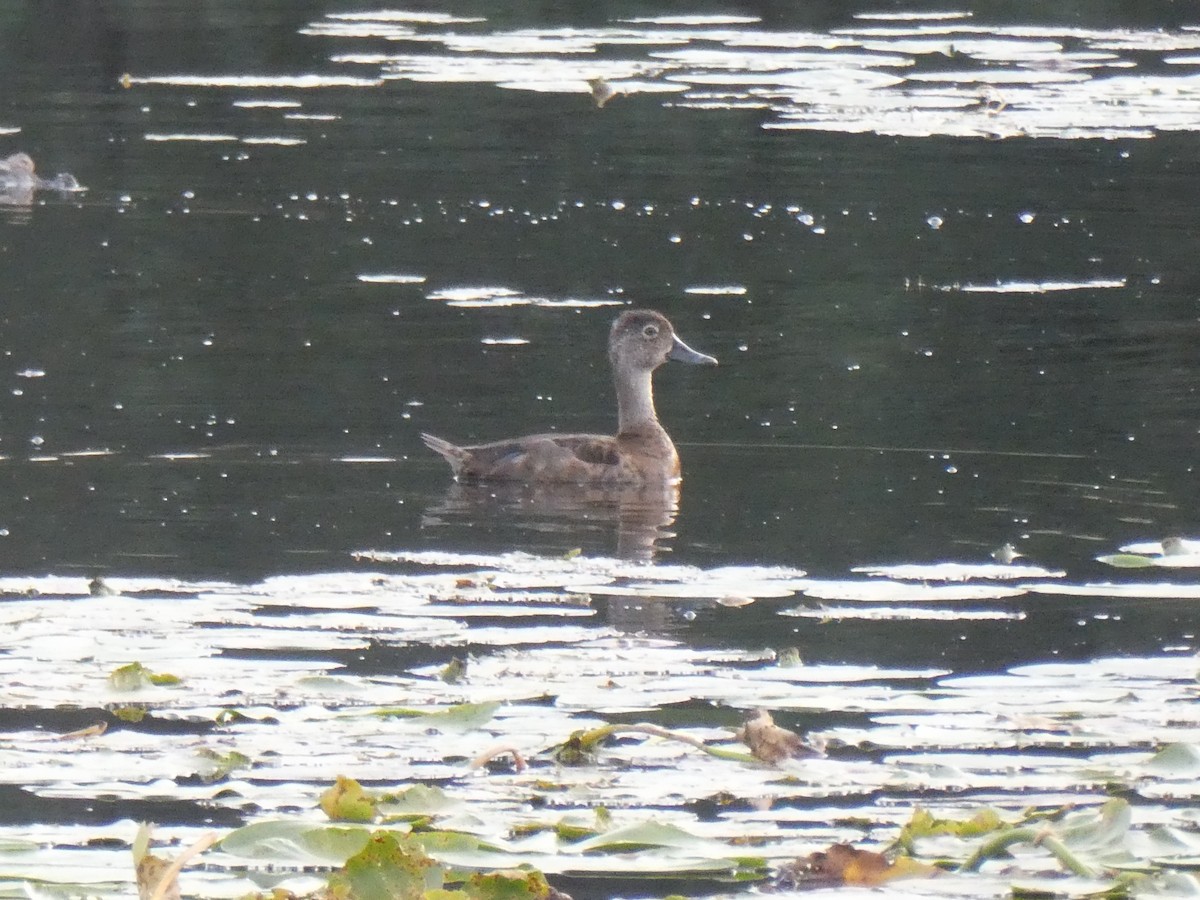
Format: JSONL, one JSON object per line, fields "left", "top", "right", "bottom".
{"left": 0, "top": 153, "right": 36, "bottom": 188}
{"left": 0, "top": 152, "right": 84, "bottom": 192}
{"left": 421, "top": 309, "right": 717, "bottom": 484}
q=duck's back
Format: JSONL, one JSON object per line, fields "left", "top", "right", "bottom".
{"left": 421, "top": 427, "right": 678, "bottom": 484}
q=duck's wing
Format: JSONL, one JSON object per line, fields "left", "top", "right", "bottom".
{"left": 421, "top": 432, "right": 620, "bottom": 481}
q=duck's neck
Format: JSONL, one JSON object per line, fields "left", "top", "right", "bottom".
{"left": 614, "top": 367, "right": 659, "bottom": 435}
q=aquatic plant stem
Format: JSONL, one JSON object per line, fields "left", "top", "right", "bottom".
{"left": 958, "top": 827, "right": 1096, "bottom": 879}
{"left": 572, "top": 723, "right": 756, "bottom": 762}
{"left": 148, "top": 832, "right": 219, "bottom": 900}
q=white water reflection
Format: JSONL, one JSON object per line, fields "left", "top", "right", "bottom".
{"left": 425, "top": 285, "right": 623, "bottom": 309}
{"left": 948, "top": 278, "right": 1127, "bottom": 294}
{"left": 284, "top": 9, "right": 1200, "bottom": 139}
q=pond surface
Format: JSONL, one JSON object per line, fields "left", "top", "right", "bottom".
{"left": 1, "top": 1, "right": 1200, "bottom": 897}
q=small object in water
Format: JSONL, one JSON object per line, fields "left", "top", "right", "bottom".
{"left": 1161, "top": 535, "right": 1189, "bottom": 556}
{"left": 44, "top": 172, "right": 83, "bottom": 191}
{"left": 717, "top": 594, "right": 754, "bottom": 607}
{"left": 991, "top": 543, "right": 1024, "bottom": 564}
{"left": 735, "top": 708, "right": 824, "bottom": 764}
{"left": 0, "top": 152, "right": 36, "bottom": 185}
{"left": 439, "top": 656, "right": 468, "bottom": 684}
{"left": 775, "top": 843, "right": 937, "bottom": 888}
{"left": 89, "top": 576, "right": 116, "bottom": 596}
{"left": 421, "top": 309, "right": 717, "bottom": 484}
{"left": 587, "top": 77, "right": 619, "bottom": 108}
{"left": 775, "top": 647, "right": 803, "bottom": 668}
{"left": 0, "top": 152, "right": 86, "bottom": 192}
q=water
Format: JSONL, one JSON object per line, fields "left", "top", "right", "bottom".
{"left": 3, "top": 2, "right": 1200, "bottom": 896}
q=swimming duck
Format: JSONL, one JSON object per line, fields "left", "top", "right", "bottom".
{"left": 0, "top": 152, "right": 84, "bottom": 193}
{"left": 421, "top": 310, "right": 717, "bottom": 484}
{"left": 0, "top": 153, "right": 36, "bottom": 187}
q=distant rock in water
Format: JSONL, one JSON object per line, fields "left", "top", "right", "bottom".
{"left": 0, "top": 151, "right": 86, "bottom": 204}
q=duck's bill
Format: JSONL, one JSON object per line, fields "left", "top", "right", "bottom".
{"left": 668, "top": 335, "right": 718, "bottom": 366}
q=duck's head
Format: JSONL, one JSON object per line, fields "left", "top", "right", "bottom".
{"left": 0, "top": 153, "right": 35, "bottom": 177}
{"left": 608, "top": 310, "right": 718, "bottom": 373}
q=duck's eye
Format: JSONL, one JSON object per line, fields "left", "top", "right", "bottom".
{"left": 642, "top": 324, "right": 659, "bottom": 338}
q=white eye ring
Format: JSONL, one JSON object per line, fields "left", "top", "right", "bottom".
{"left": 642, "top": 324, "right": 659, "bottom": 338}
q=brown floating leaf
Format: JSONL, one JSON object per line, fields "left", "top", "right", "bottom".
{"left": 468, "top": 744, "right": 528, "bottom": 772}
{"left": 133, "top": 828, "right": 218, "bottom": 900}
{"left": 136, "top": 853, "right": 178, "bottom": 900}
{"left": 777, "top": 843, "right": 937, "bottom": 888}
{"left": 59, "top": 722, "right": 107, "bottom": 740}
{"left": 735, "top": 709, "right": 823, "bottom": 765}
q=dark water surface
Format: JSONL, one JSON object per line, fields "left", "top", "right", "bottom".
{"left": 2, "top": 2, "right": 1200, "bottom": 894}
{"left": 1, "top": 2, "right": 1197, "bottom": 583}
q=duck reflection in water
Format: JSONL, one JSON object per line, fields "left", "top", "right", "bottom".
{"left": 420, "top": 310, "right": 717, "bottom": 560}
{"left": 422, "top": 479, "right": 681, "bottom": 562}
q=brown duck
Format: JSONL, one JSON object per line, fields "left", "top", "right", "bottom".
{"left": 421, "top": 310, "right": 717, "bottom": 484}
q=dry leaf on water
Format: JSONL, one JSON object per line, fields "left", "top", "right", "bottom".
{"left": 735, "top": 709, "right": 823, "bottom": 764}
{"left": 776, "top": 843, "right": 937, "bottom": 888}
{"left": 59, "top": 722, "right": 107, "bottom": 740}
{"left": 134, "top": 828, "right": 218, "bottom": 900}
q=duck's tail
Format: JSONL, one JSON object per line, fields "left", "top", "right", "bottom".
{"left": 420, "top": 432, "right": 469, "bottom": 478}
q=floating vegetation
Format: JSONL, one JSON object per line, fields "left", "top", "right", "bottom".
{"left": 3, "top": 551, "right": 1200, "bottom": 897}
{"left": 850, "top": 561, "right": 1066, "bottom": 581}
{"left": 285, "top": 11, "right": 1200, "bottom": 139}
{"left": 1098, "top": 536, "right": 1200, "bottom": 569}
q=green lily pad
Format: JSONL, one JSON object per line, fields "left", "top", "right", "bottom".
{"left": 374, "top": 701, "right": 501, "bottom": 732}
{"left": 572, "top": 821, "right": 733, "bottom": 855}
{"left": 329, "top": 830, "right": 444, "bottom": 899}
{"left": 220, "top": 820, "right": 373, "bottom": 863}
{"left": 1095, "top": 554, "right": 1157, "bottom": 568}
{"left": 1143, "top": 744, "right": 1200, "bottom": 777}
